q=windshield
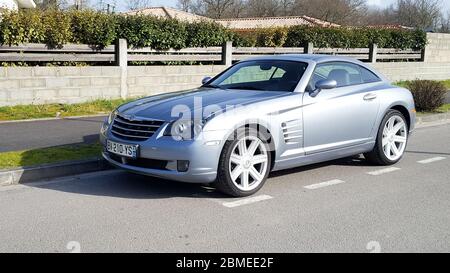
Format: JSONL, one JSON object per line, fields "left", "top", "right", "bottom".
{"left": 205, "top": 60, "right": 308, "bottom": 92}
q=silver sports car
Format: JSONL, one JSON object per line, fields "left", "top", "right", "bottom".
{"left": 100, "top": 55, "right": 416, "bottom": 197}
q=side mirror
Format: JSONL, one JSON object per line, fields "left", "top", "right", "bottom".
{"left": 202, "top": 76, "right": 212, "bottom": 85}
{"left": 310, "top": 79, "right": 337, "bottom": 97}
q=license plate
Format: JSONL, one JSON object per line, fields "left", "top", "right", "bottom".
{"left": 106, "top": 140, "right": 139, "bottom": 158}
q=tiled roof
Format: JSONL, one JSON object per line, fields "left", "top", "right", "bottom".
{"left": 216, "top": 15, "right": 340, "bottom": 30}
{"left": 123, "top": 6, "right": 212, "bottom": 23}
{"left": 124, "top": 7, "right": 340, "bottom": 29}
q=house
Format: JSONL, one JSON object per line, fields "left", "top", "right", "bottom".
{"left": 124, "top": 6, "right": 339, "bottom": 30}
{"left": 216, "top": 16, "right": 340, "bottom": 32}
{"left": 124, "top": 6, "right": 212, "bottom": 23}
{"left": 0, "top": 0, "right": 35, "bottom": 11}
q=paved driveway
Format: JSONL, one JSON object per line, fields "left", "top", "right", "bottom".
{"left": 0, "top": 116, "right": 105, "bottom": 152}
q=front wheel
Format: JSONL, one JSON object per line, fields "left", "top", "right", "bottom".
{"left": 216, "top": 128, "right": 271, "bottom": 197}
{"left": 364, "top": 109, "right": 408, "bottom": 165}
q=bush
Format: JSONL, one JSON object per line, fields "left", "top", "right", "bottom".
{"left": 406, "top": 80, "right": 447, "bottom": 112}
{"left": 255, "top": 27, "right": 288, "bottom": 47}
{"left": 41, "top": 9, "right": 72, "bottom": 49}
{"left": 0, "top": 9, "right": 45, "bottom": 45}
{"left": 70, "top": 10, "right": 117, "bottom": 49}
{"left": 283, "top": 26, "right": 427, "bottom": 49}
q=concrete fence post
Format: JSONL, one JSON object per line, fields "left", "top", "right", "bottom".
{"left": 115, "top": 39, "right": 128, "bottom": 99}
{"left": 369, "top": 43, "right": 378, "bottom": 63}
{"left": 222, "top": 41, "right": 233, "bottom": 67}
{"left": 304, "top": 42, "right": 313, "bottom": 54}
{"left": 420, "top": 47, "right": 427, "bottom": 62}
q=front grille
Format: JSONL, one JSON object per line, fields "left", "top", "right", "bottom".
{"left": 108, "top": 153, "right": 168, "bottom": 170}
{"left": 111, "top": 114, "right": 164, "bottom": 141}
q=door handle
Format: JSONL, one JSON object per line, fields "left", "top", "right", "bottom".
{"left": 364, "top": 93, "right": 377, "bottom": 101}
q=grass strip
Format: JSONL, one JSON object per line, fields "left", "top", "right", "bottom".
{"left": 0, "top": 143, "right": 102, "bottom": 169}
{"left": 0, "top": 98, "right": 134, "bottom": 121}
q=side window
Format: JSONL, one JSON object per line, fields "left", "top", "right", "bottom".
{"left": 360, "top": 66, "right": 381, "bottom": 83}
{"left": 309, "top": 62, "right": 375, "bottom": 89}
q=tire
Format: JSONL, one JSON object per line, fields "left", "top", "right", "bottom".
{"left": 216, "top": 128, "right": 271, "bottom": 197}
{"left": 364, "top": 109, "right": 409, "bottom": 165}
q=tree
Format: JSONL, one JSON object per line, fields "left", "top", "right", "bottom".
{"left": 396, "top": 0, "right": 441, "bottom": 29}
{"left": 35, "top": 0, "right": 68, "bottom": 9}
{"left": 364, "top": 5, "right": 397, "bottom": 26}
{"left": 126, "top": 0, "right": 151, "bottom": 11}
{"left": 292, "top": 0, "right": 367, "bottom": 25}
{"left": 439, "top": 11, "right": 450, "bottom": 33}
{"left": 177, "top": 0, "right": 192, "bottom": 12}
{"left": 71, "top": 0, "right": 90, "bottom": 10}
{"left": 203, "top": 0, "right": 235, "bottom": 19}
{"left": 246, "top": 0, "right": 279, "bottom": 17}
{"left": 278, "top": 0, "right": 294, "bottom": 16}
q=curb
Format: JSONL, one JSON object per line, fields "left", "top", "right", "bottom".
{"left": 416, "top": 112, "right": 450, "bottom": 128}
{"left": 0, "top": 114, "right": 107, "bottom": 124}
{"left": 0, "top": 158, "right": 111, "bottom": 187}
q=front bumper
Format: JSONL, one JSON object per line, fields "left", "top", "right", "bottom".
{"left": 100, "top": 123, "right": 226, "bottom": 183}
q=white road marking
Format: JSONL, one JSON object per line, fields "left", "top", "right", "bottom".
{"left": 367, "top": 167, "right": 401, "bottom": 176}
{"left": 303, "top": 179, "right": 345, "bottom": 190}
{"left": 222, "top": 195, "right": 273, "bottom": 208}
{"left": 417, "top": 157, "right": 446, "bottom": 164}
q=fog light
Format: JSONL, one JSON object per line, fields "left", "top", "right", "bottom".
{"left": 177, "top": 160, "right": 190, "bottom": 172}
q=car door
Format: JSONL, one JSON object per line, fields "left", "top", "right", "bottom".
{"left": 302, "top": 61, "right": 381, "bottom": 154}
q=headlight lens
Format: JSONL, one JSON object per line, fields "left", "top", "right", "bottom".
{"left": 164, "top": 119, "right": 204, "bottom": 140}
{"left": 107, "top": 110, "right": 118, "bottom": 125}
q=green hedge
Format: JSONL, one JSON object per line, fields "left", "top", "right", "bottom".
{"left": 283, "top": 26, "right": 427, "bottom": 50}
{"left": 0, "top": 9, "right": 243, "bottom": 49}
{"left": 0, "top": 10, "right": 427, "bottom": 50}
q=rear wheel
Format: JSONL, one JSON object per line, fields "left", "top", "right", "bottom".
{"left": 364, "top": 110, "right": 408, "bottom": 165}
{"left": 216, "top": 128, "right": 271, "bottom": 197}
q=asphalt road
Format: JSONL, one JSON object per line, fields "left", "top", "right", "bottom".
{"left": 0, "top": 124, "right": 449, "bottom": 253}
{"left": 0, "top": 116, "right": 105, "bottom": 152}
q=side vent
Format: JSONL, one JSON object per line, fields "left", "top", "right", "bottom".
{"left": 281, "top": 120, "right": 302, "bottom": 144}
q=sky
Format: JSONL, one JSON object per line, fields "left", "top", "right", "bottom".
{"left": 115, "top": 0, "right": 450, "bottom": 13}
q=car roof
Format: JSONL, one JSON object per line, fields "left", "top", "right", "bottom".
{"left": 242, "top": 54, "right": 364, "bottom": 64}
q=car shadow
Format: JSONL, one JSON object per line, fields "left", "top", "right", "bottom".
{"left": 27, "top": 155, "right": 372, "bottom": 200}
{"left": 29, "top": 171, "right": 228, "bottom": 200}
{"left": 269, "top": 155, "right": 371, "bottom": 178}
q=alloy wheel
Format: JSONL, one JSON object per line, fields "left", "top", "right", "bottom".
{"left": 228, "top": 135, "right": 269, "bottom": 192}
{"left": 382, "top": 115, "right": 407, "bottom": 161}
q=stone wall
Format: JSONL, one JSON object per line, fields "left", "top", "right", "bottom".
{"left": 373, "top": 62, "right": 450, "bottom": 82}
{"left": 0, "top": 65, "right": 226, "bottom": 106}
{"left": 424, "top": 33, "right": 450, "bottom": 63}
{"left": 0, "top": 67, "right": 121, "bottom": 106}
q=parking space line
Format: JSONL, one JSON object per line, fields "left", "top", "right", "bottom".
{"left": 222, "top": 195, "right": 273, "bottom": 208}
{"left": 367, "top": 167, "right": 400, "bottom": 176}
{"left": 417, "top": 157, "right": 446, "bottom": 164}
{"left": 303, "top": 179, "right": 345, "bottom": 190}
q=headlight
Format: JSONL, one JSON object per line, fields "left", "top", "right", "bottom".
{"left": 107, "top": 110, "right": 118, "bottom": 125}
{"left": 164, "top": 119, "right": 205, "bottom": 140}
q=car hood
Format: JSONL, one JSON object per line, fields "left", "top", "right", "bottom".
{"left": 117, "top": 88, "right": 291, "bottom": 121}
